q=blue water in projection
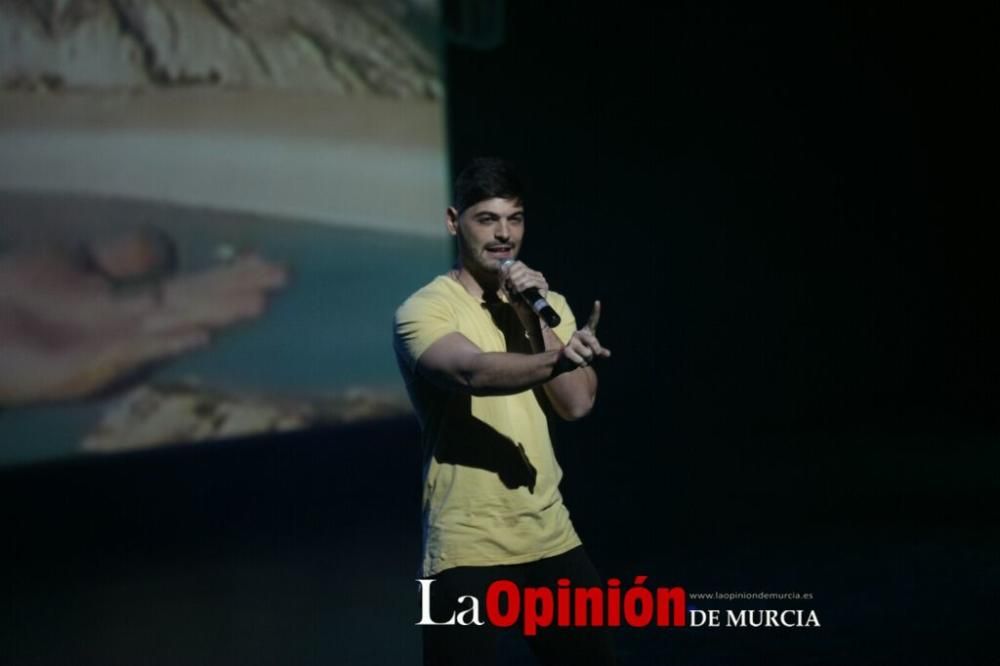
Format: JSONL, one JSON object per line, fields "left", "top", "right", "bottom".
{"left": 0, "top": 193, "right": 450, "bottom": 465}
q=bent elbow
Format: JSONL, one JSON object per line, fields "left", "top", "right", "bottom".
{"left": 458, "top": 369, "right": 499, "bottom": 397}
{"left": 456, "top": 369, "right": 483, "bottom": 395}
{"left": 560, "top": 396, "right": 595, "bottom": 421}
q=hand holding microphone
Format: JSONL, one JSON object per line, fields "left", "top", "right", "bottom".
{"left": 499, "top": 259, "right": 610, "bottom": 371}
{"left": 499, "top": 259, "right": 562, "bottom": 327}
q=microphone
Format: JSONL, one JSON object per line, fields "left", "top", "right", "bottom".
{"left": 499, "top": 259, "right": 562, "bottom": 328}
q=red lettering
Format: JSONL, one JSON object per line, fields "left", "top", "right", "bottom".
{"left": 574, "top": 587, "right": 604, "bottom": 627}
{"left": 623, "top": 577, "right": 654, "bottom": 627}
{"left": 656, "top": 587, "right": 687, "bottom": 627}
{"left": 557, "top": 578, "right": 571, "bottom": 626}
{"left": 606, "top": 578, "right": 621, "bottom": 626}
{"left": 485, "top": 579, "right": 520, "bottom": 627}
{"left": 523, "top": 587, "right": 554, "bottom": 636}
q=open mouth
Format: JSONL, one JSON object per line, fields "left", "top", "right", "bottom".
{"left": 486, "top": 245, "right": 513, "bottom": 256}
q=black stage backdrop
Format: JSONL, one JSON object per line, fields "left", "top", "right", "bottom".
{"left": 3, "top": 3, "right": 997, "bottom": 664}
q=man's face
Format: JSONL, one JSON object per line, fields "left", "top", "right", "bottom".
{"left": 448, "top": 197, "right": 525, "bottom": 277}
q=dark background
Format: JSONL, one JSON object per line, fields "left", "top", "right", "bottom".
{"left": 4, "top": 3, "right": 997, "bottom": 664}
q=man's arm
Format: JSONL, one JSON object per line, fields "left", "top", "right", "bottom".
{"left": 527, "top": 301, "right": 608, "bottom": 421}
{"left": 498, "top": 261, "right": 610, "bottom": 420}
{"left": 414, "top": 300, "right": 609, "bottom": 420}
{"left": 416, "top": 331, "right": 573, "bottom": 396}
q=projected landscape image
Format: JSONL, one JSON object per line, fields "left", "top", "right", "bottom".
{"left": 0, "top": 0, "right": 449, "bottom": 465}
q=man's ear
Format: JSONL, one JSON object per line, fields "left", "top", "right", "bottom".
{"left": 445, "top": 207, "right": 460, "bottom": 237}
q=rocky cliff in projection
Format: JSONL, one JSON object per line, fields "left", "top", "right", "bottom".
{"left": 82, "top": 382, "right": 411, "bottom": 453}
{"left": 0, "top": 0, "right": 441, "bottom": 97}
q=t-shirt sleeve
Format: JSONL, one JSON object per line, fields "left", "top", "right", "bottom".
{"left": 393, "top": 290, "right": 459, "bottom": 371}
{"left": 546, "top": 291, "right": 578, "bottom": 346}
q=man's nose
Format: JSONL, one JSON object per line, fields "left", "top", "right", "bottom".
{"left": 495, "top": 220, "right": 510, "bottom": 240}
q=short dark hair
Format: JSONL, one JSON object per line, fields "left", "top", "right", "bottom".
{"left": 453, "top": 157, "right": 525, "bottom": 214}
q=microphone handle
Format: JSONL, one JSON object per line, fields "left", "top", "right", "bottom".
{"left": 499, "top": 259, "right": 562, "bottom": 327}
{"left": 522, "top": 287, "right": 562, "bottom": 328}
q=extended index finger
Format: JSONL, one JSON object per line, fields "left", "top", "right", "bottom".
{"left": 585, "top": 300, "right": 601, "bottom": 333}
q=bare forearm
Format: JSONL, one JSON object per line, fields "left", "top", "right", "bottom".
{"left": 516, "top": 320, "right": 597, "bottom": 420}
{"left": 532, "top": 325, "right": 598, "bottom": 420}
{"left": 459, "top": 348, "right": 567, "bottom": 396}
{"left": 415, "top": 320, "right": 602, "bottom": 408}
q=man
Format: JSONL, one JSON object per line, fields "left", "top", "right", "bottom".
{"left": 393, "top": 158, "right": 615, "bottom": 665}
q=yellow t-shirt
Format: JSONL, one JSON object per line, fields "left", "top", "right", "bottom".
{"left": 393, "top": 275, "right": 582, "bottom": 576}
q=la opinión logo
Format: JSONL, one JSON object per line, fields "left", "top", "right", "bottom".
{"left": 417, "top": 576, "right": 686, "bottom": 636}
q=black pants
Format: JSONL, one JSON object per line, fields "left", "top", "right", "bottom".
{"left": 422, "top": 546, "right": 617, "bottom": 666}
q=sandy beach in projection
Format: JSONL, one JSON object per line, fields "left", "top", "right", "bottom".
{"left": 0, "top": 90, "right": 447, "bottom": 237}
